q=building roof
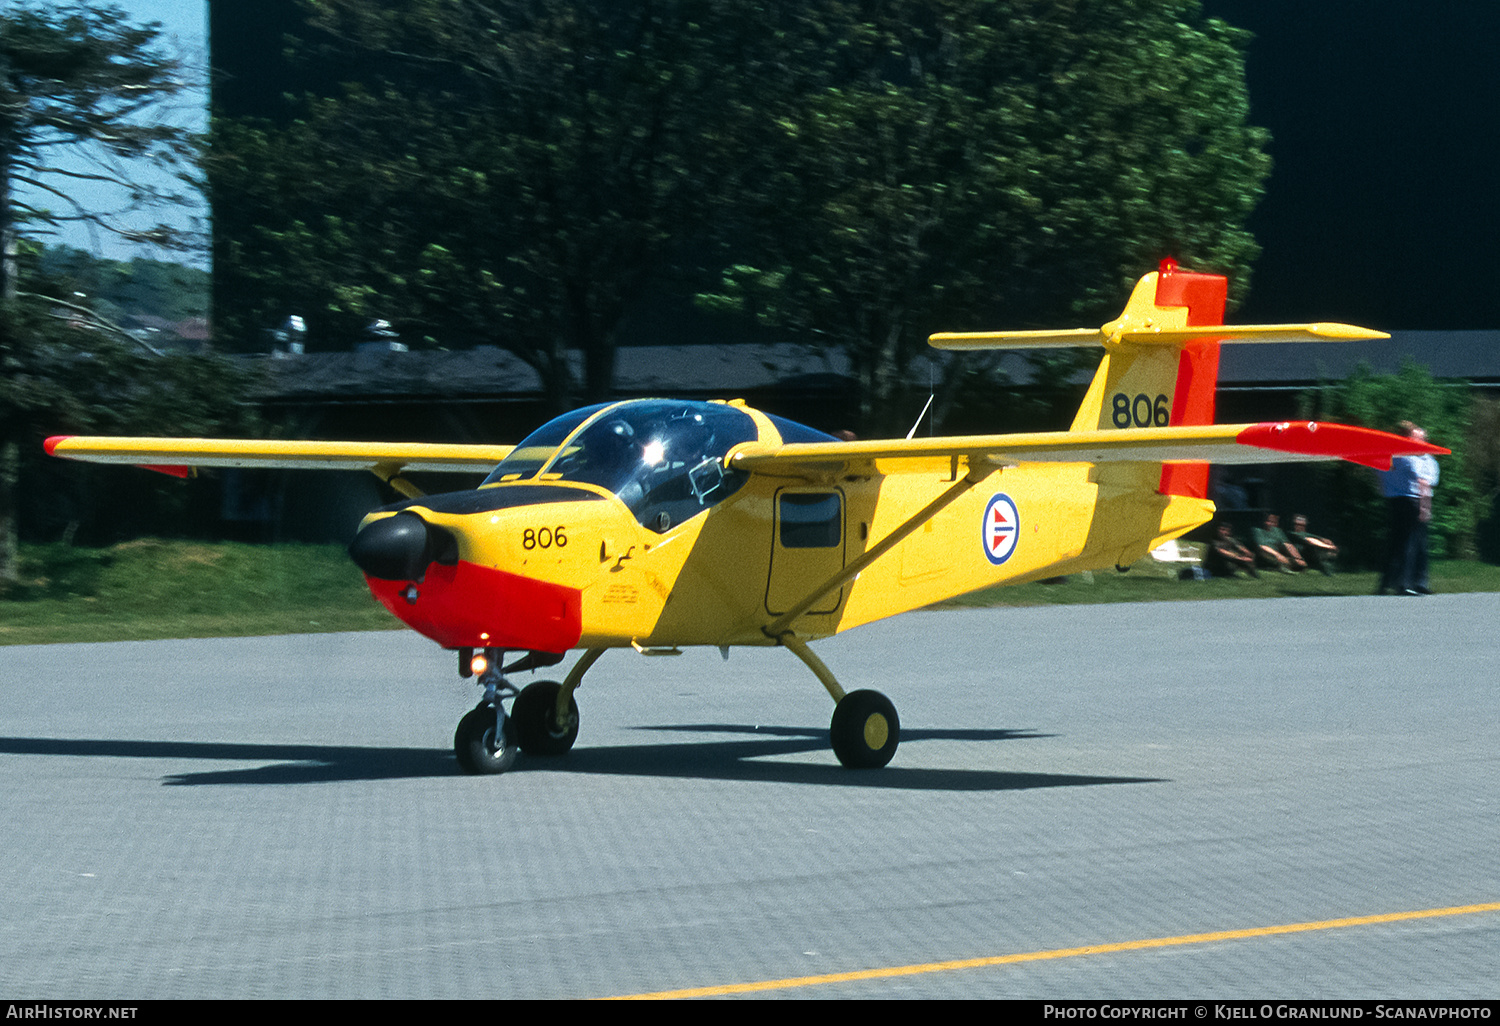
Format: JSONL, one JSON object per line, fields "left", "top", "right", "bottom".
{"left": 255, "top": 343, "right": 875, "bottom": 404}
{"left": 257, "top": 346, "right": 542, "bottom": 404}
{"left": 252, "top": 331, "right": 1500, "bottom": 406}
{"left": 1217, "top": 330, "right": 1500, "bottom": 389}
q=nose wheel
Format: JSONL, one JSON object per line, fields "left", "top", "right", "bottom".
{"left": 455, "top": 703, "right": 518, "bottom": 774}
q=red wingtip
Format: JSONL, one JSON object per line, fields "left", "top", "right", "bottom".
{"left": 44, "top": 437, "right": 192, "bottom": 478}
{"left": 140, "top": 464, "right": 193, "bottom": 479}
{"left": 1237, "top": 422, "right": 1450, "bottom": 470}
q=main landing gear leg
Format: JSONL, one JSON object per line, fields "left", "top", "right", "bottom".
{"left": 777, "top": 633, "right": 900, "bottom": 769}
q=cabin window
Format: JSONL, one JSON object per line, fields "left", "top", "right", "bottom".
{"left": 486, "top": 399, "right": 757, "bottom": 532}
{"left": 764, "top": 414, "right": 837, "bottom": 445}
{"left": 779, "top": 492, "right": 842, "bottom": 548}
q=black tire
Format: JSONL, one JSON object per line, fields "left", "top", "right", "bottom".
{"left": 512, "top": 680, "right": 580, "bottom": 756}
{"left": 454, "top": 704, "right": 518, "bottom": 774}
{"left": 830, "top": 689, "right": 900, "bottom": 769}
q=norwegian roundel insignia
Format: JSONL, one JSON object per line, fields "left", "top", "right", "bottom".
{"left": 982, "top": 493, "right": 1019, "bottom": 565}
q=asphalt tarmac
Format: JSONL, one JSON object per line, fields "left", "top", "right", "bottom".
{"left": 2, "top": 593, "right": 1496, "bottom": 999}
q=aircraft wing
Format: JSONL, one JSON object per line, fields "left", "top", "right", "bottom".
{"left": 44, "top": 435, "right": 514, "bottom": 477}
{"left": 730, "top": 421, "right": 1448, "bottom": 477}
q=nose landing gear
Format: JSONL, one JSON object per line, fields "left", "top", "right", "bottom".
{"left": 453, "top": 648, "right": 598, "bottom": 774}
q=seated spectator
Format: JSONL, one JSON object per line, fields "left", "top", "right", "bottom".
{"left": 1288, "top": 514, "right": 1338, "bottom": 576}
{"left": 1205, "top": 522, "right": 1258, "bottom": 578}
{"left": 1251, "top": 512, "right": 1308, "bottom": 573}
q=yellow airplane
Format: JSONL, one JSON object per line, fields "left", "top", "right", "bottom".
{"left": 46, "top": 261, "right": 1447, "bottom": 774}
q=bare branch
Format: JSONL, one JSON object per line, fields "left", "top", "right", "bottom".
{"left": 3, "top": 0, "right": 206, "bottom": 267}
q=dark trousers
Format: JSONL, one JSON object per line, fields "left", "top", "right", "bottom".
{"left": 1380, "top": 496, "right": 1429, "bottom": 592}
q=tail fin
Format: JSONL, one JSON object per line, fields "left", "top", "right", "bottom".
{"left": 1074, "top": 260, "right": 1226, "bottom": 497}
{"left": 928, "top": 258, "right": 1387, "bottom": 499}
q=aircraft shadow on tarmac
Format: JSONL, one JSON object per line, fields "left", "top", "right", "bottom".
{"left": 0, "top": 731, "right": 1163, "bottom": 791}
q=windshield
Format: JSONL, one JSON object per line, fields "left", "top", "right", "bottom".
{"left": 483, "top": 400, "right": 759, "bottom": 532}
{"left": 483, "top": 403, "right": 610, "bottom": 482}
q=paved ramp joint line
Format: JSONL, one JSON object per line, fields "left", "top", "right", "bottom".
{"left": 604, "top": 901, "right": 1500, "bottom": 1000}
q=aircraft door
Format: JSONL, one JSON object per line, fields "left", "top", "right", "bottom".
{"left": 766, "top": 488, "right": 846, "bottom": 615}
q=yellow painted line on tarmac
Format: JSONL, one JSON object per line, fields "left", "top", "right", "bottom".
{"left": 605, "top": 901, "right": 1500, "bottom": 1000}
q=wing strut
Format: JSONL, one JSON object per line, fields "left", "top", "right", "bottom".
{"left": 372, "top": 461, "right": 424, "bottom": 499}
{"left": 764, "top": 461, "right": 1002, "bottom": 639}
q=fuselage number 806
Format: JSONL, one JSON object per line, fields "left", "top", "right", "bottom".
{"left": 522, "top": 526, "right": 567, "bottom": 550}
{"left": 1112, "top": 392, "right": 1171, "bottom": 429}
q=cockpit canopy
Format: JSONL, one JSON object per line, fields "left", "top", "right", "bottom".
{"left": 482, "top": 400, "right": 761, "bottom": 532}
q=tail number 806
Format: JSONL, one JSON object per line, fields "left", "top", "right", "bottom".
{"left": 1112, "top": 392, "right": 1171, "bottom": 428}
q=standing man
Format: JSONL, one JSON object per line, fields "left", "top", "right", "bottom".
{"left": 1378, "top": 421, "right": 1441, "bottom": 595}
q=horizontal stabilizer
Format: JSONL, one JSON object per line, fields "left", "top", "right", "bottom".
{"left": 928, "top": 328, "right": 1103, "bottom": 350}
{"left": 929, "top": 322, "right": 1388, "bottom": 351}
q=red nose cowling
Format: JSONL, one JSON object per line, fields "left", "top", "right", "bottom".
{"left": 350, "top": 513, "right": 582, "bottom": 652}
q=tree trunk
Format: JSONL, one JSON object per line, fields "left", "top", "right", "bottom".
{"left": 0, "top": 437, "right": 18, "bottom": 588}
{"left": 1, "top": 141, "right": 15, "bottom": 305}
{"left": 1, "top": 151, "right": 18, "bottom": 586}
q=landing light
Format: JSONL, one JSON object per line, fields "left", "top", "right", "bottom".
{"left": 470, "top": 652, "right": 489, "bottom": 677}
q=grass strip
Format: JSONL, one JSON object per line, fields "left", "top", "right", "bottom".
{"left": 1, "top": 540, "right": 399, "bottom": 646}
{"left": 4, "top": 539, "right": 1497, "bottom": 646}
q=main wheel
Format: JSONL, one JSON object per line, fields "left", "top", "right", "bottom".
{"left": 830, "top": 689, "right": 900, "bottom": 768}
{"left": 454, "top": 704, "right": 518, "bottom": 774}
{"left": 511, "top": 680, "right": 580, "bottom": 756}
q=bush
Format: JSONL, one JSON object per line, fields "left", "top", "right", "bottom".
{"left": 1299, "top": 363, "right": 1488, "bottom": 565}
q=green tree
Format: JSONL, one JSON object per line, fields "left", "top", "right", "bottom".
{"left": 213, "top": 0, "right": 784, "bottom": 411}
{"left": 32, "top": 244, "right": 209, "bottom": 323}
{"left": 1467, "top": 395, "right": 1500, "bottom": 561}
{"left": 704, "top": 0, "right": 1271, "bottom": 434}
{"left": 1, "top": 2, "right": 211, "bottom": 587}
